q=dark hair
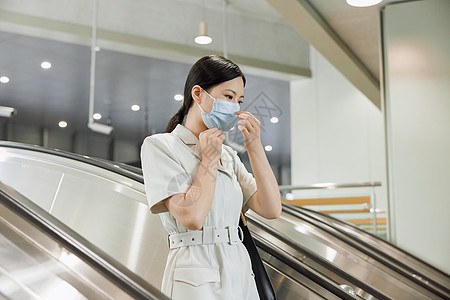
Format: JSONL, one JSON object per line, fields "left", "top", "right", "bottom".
{"left": 165, "top": 55, "right": 246, "bottom": 133}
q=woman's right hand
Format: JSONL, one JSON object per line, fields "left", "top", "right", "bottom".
{"left": 163, "top": 128, "right": 225, "bottom": 230}
{"left": 198, "top": 128, "right": 225, "bottom": 163}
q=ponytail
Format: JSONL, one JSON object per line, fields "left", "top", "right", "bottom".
{"left": 165, "top": 103, "right": 189, "bottom": 133}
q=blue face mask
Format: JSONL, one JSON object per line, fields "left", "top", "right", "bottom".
{"left": 197, "top": 88, "right": 240, "bottom": 132}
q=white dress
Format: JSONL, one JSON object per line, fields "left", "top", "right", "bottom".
{"left": 141, "top": 124, "right": 260, "bottom": 300}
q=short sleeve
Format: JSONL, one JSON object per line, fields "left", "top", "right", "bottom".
{"left": 140, "top": 136, "right": 191, "bottom": 214}
{"left": 229, "top": 147, "right": 257, "bottom": 213}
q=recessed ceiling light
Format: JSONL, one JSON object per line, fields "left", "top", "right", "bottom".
{"left": 59, "top": 121, "right": 68, "bottom": 128}
{"left": 174, "top": 94, "right": 184, "bottom": 101}
{"left": 131, "top": 105, "right": 140, "bottom": 111}
{"left": 0, "top": 76, "right": 9, "bottom": 83}
{"left": 346, "top": 0, "right": 382, "bottom": 7}
{"left": 270, "top": 117, "right": 279, "bottom": 124}
{"left": 265, "top": 145, "right": 272, "bottom": 152}
{"left": 41, "top": 61, "right": 52, "bottom": 69}
{"left": 93, "top": 113, "right": 102, "bottom": 120}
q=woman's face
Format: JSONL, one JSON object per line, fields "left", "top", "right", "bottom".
{"left": 200, "top": 76, "right": 245, "bottom": 114}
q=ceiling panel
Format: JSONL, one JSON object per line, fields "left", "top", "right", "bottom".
{"left": 0, "top": 30, "right": 290, "bottom": 167}
{"left": 309, "top": 0, "right": 405, "bottom": 81}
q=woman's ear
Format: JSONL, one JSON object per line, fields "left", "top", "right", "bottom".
{"left": 191, "top": 85, "right": 202, "bottom": 104}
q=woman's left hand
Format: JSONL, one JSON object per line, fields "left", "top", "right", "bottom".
{"left": 235, "top": 111, "right": 263, "bottom": 153}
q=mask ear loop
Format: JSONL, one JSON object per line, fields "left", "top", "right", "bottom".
{"left": 202, "top": 88, "right": 215, "bottom": 101}
{"left": 197, "top": 102, "right": 206, "bottom": 113}
{"left": 197, "top": 87, "right": 214, "bottom": 114}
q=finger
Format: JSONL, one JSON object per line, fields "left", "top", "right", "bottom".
{"left": 237, "top": 112, "right": 257, "bottom": 121}
{"left": 238, "top": 119, "right": 255, "bottom": 132}
{"left": 240, "top": 112, "right": 260, "bottom": 127}
{"left": 201, "top": 128, "right": 217, "bottom": 138}
{"left": 238, "top": 114, "right": 259, "bottom": 130}
{"left": 238, "top": 125, "right": 250, "bottom": 138}
{"left": 237, "top": 111, "right": 255, "bottom": 118}
{"left": 206, "top": 128, "right": 219, "bottom": 134}
{"left": 237, "top": 112, "right": 250, "bottom": 119}
{"left": 243, "top": 111, "right": 255, "bottom": 118}
{"left": 211, "top": 129, "right": 223, "bottom": 137}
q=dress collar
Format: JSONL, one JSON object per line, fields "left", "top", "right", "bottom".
{"left": 171, "top": 124, "right": 233, "bottom": 179}
{"left": 172, "top": 124, "right": 199, "bottom": 145}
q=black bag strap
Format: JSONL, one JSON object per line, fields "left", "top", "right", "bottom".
{"left": 240, "top": 211, "right": 277, "bottom": 300}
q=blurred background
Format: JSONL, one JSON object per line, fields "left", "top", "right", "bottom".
{"left": 0, "top": 0, "right": 449, "bottom": 276}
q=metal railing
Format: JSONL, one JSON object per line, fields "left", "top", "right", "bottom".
{"left": 279, "top": 182, "right": 383, "bottom": 235}
{"left": 279, "top": 182, "right": 382, "bottom": 191}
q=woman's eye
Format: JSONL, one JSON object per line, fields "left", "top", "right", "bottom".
{"left": 238, "top": 100, "right": 243, "bottom": 105}
{"left": 225, "top": 95, "right": 233, "bottom": 100}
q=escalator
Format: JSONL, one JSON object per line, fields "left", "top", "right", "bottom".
{"left": 1, "top": 141, "right": 449, "bottom": 299}
{"left": 0, "top": 181, "right": 169, "bottom": 299}
{"left": 281, "top": 205, "right": 450, "bottom": 297}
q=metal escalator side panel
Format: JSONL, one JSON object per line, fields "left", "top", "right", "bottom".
{"left": 0, "top": 146, "right": 170, "bottom": 290}
{"left": 282, "top": 204, "right": 450, "bottom": 297}
{"left": 259, "top": 251, "right": 342, "bottom": 300}
{"left": 247, "top": 210, "right": 447, "bottom": 299}
{"left": 0, "top": 182, "right": 170, "bottom": 300}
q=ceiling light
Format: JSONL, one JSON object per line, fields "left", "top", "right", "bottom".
{"left": 93, "top": 113, "right": 102, "bottom": 120}
{"left": 174, "top": 94, "right": 184, "bottom": 101}
{"left": 195, "top": 21, "right": 212, "bottom": 45}
{"left": 41, "top": 61, "right": 52, "bottom": 69}
{"left": 131, "top": 105, "right": 140, "bottom": 111}
{"left": 265, "top": 145, "right": 272, "bottom": 152}
{"left": 270, "top": 117, "right": 279, "bottom": 124}
{"left": 346, "top": 0, "right": 383, "bottom": 7}
{"left": 0, "top": 106, "right": 17, "bottom": 118}
{"left": 0, "top": 76, "right": 9, "bottom": 83}
{"left": 95, "top": 46, "right": 101, "bottom": 52}
{"left": 59, "top": 121, "right": 68, "bottom": 128}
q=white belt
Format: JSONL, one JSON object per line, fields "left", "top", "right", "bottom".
{"left": 168, "top": 226, "right": 244, "bottom": 249}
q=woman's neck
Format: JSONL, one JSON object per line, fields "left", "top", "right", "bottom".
{"left": 184, "top": 110, "right": 208, "bottom": 139}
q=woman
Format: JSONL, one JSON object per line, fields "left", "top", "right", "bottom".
{"left": 141, "top": 55, "right": 281, "bottom": 300}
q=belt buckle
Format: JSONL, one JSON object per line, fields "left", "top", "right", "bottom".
{"left": 227, "top": 226, "right": 239, "bottom": 245}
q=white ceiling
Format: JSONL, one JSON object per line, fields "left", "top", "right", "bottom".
{"left": 177, "top": 0, "right": 406, "bottom": 82}
{"left": 310, "top": 0, "right": 406, "bottom": 81}
{"left": 0, "top": 0, "right": 412, "bottom": 166}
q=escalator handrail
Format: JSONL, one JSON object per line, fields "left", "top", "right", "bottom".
{"left": 293, "top": 205, "right": 450, "bottom": 277}
{"left": 289, "top": 204, "right": 450, "bottom": 276}
{"left": 0, "top": 141, "right": 144, "bottom": 183}
{"left": 281, "top": 204, "right": 450, "bottom": 298}
{"left": 0, "top": 181, "right": 169, "bottom": 300}
{"left": 247, "top": 215, "right": 392, "bottom": 300}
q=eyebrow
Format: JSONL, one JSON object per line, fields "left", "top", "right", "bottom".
{"left": 225, "top": 89, "right": 244, "bottom": 99}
